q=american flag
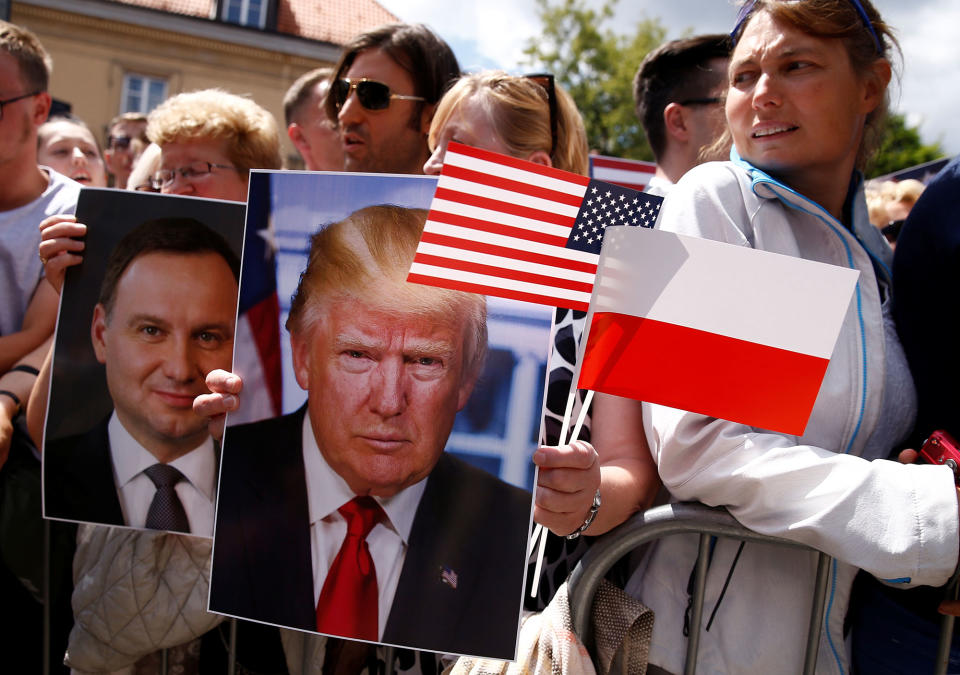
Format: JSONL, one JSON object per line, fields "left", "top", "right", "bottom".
{"left": 589, "top": 154, "right": 658, "bottom": 192}
{"left": 407, "top": 142, "right": 663, "bottom": 312}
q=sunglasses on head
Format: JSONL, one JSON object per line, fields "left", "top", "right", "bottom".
{"left": 731, "top": 0, "right": 883, "bottom": 54}
{"left": 523, "top": 73, "right": 558, "bottom": 157}
{"left": 331, "top": 78, "right": 426, "bottom": 111}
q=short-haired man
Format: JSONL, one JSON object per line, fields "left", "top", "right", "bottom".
{"left": 103, "top": 112, "right": 147, "bottom": 189}
{"left": 633, "top": 34, "right": 730, "bottom": 195}
{"left": 147, "top": 88, "right": 282, "bottom": 201}
{"left": 284, "top": 67, "right": 342, "bottom": 171}
{"left": 326, "top": 23, "right": 460, "bottom": 175}
{"left": 0, "top": 20, "right": 79, "bottom": 460}
{"left": 210, "top": 205, "right": 529, "bottom": 659}
{"left": 44, "top": 218, "right": 240, "bottom": 535}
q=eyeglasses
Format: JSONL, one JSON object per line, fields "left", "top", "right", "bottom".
{"left": 679, "top": 97, "right": 723, "bottom": 107}
{"left": 0, "top": 90, "right": 40, "bottom": 120}
{"left": 153, "top": 161, "right": 239, "bottom": 189}
{"left": 524, "top": 73, "right": 558, "bottom": 157}
{"left": 731, "top": 0, "right": 883, "bottom": 55}
{"left": 331, "top": 78, "right": 426, "bottom": 111}
{"left": 108, "top": 135, "right": 132, "bottom": 150}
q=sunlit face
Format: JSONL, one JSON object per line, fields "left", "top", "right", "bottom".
{"left": 92, "top": 251, "right": 237, "bottom": 460}
{"left": 0, "top": 52, "right": 45, "bottom": 168}
{"left": 158, "top": 138, "right": 248, "bottom": 201}
{"left": 291, "top": 295, "right": 476, "bottom": 497}
{"left": 37, "top": 120, "right": 107, "bottom": 186}
{"left": 423, "top": 95, "right": 513, "bottom": 175}
{"left": 337, "top": 48, "right": 432, "bottom": 175}
{"left": 726, "top": 11, "right": 881, "bottom": 186}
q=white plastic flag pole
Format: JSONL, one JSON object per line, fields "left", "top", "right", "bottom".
{"left": 530, "top": 305, "right": 597, "bottom": 598}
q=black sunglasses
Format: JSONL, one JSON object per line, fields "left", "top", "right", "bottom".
{"left": 332, "top": 78, "right": 426, "bottom": 111}
{"left": 524, "top": 73, "right": 558, "bottom": 157}
{"left": 108, "top": 135, "right": 132, "bottom": 150}
{"left": 679, "top": 97, "right": 722, "bottom": 107}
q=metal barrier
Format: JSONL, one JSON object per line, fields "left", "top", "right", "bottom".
{"left": 568, "top": 502, "right": 834, "bottom": 675}
{"left": 568, "top": 502, "right": 959, "bottom": 675}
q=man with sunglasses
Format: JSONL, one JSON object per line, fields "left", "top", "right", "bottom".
{"left": 633, "top": 34, "right": 730, "bottom": 195}
{"left": 103, "top": 112, "right": 147, "bottom": 189}
{"left": 325, "top": 23, "right": 460, "bottom": 175}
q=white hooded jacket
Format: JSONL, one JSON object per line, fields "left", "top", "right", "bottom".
{"left": 626, "top": 155, "right": 959, "bottom": 675}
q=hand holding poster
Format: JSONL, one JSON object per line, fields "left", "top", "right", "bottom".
{"left": 577, "top": 226, "right": 860, "bottom": 435}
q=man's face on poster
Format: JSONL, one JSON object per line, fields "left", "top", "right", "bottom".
{"left": 91, "top": 250, "right": 237, "bottom": 458}
{"left": 291, "top": 294, "right": 478, "bottom": 497}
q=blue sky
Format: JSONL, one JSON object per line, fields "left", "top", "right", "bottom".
{"left": 379, "top": 0, "right": 960, "bottom": 156}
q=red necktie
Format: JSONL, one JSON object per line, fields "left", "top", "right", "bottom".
{"left": 315, "top": 496, "right": 383, "bottom": 640}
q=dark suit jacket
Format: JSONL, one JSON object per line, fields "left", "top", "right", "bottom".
{"left": 44, "top": 417, "right": 126, "bottom": 526}
{"left": 210, "top": 406, "right": 532, "bottom": 659}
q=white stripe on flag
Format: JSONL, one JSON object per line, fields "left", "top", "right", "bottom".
{"left": 427, "top": 198, "right": 574, "bottom": 241}
{"left": 416, "top": 241, "right": 596, "bottom": 284}
{"left": 436, "top": 174, "right": 582, "bottom": 218}
{"left": 446, "top": 149, "right": 589, "bottom": 196}
{"left": 409, "top": 261, "right": 593, "bottom": 306}
{"left": 591, "top": 166, "right": 655, "bottom": 185}
{"left": 422, "top": 219, "right": 598, "bottom": 265}
{"left": 592, "top": 227, "right": 859, "bottom": 358}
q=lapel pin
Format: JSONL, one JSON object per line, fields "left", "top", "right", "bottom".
{"left": 439, "top": 566, "right": 458, "bottom": 589}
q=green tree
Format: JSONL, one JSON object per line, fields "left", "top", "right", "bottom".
{"left": 867, "top": 113, "right": 945, "bottom": 178}
{"left": 524, "top": 0, "right": 665, "bottom": 160}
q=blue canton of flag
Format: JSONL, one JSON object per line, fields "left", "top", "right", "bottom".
{"left": 566, "top": 179, "right": 663, "bottom": 255}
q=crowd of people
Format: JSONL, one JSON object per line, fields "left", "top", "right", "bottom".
{"left": 1, "top": 0, "right": 958, "bottom": 672}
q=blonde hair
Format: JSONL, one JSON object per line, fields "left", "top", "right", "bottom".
{"left": 429, "top": 71, "right": 589, "bottom": 176}
{"left": 286, "top": 205, "right": 487, "bottom": 380}
{"left": 891, "top": 178, "right": 924, "bottom": 206}
{"left": 147, "top": 89, "right": 282, "bottom": 173}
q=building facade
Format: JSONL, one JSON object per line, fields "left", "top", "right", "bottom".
{"left": 11, "top": 0, "right": 397, "bottom": 166}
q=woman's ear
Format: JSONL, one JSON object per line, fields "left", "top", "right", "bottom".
{"left": 861, "top": 59, "right": 892, "bottom": 114}
{"left": 525, "top": 150, "right": 553, "bottom": 168}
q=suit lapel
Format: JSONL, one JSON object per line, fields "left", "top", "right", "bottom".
{"left": 384, "top": 454, "right": 478, "bottom": 648}
{"left": 236, "top": 407, "right": 316, "bottom": 630}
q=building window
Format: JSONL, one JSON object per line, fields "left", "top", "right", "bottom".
{"left": 121, "top": 74, "right": 167, "bottom": 114}
{"left": 221, "top": 0, "right": 268, "bottom": 28}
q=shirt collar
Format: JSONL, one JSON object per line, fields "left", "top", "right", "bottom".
{"left": 108, "top": 411, "right": 217, "bottom": 501}
{"left": 300, "top": 411, "right": 426, "bottom": 544}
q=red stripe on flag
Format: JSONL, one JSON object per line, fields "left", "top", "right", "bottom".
{"left": 434, "top": 187, "right": 575, "bottom": 228}
{"left": 441, "top": 163, "right": 584, "bottom": 208}
{"left": 245, "top": 293, "right": 283, "bottom": 416}
{"left": 578, "top": 312, "right": 828, "bottom": 435}
{"left": 450, "top": 142, "right": 591, "bottom": 186}
{"left": 590, "top": 157, "right": 657, "bottom": 172}
{"left": 412, "top": 252, "right": 594, "bottom": 294}
{"left": 407, "top": 273, "right": 589, "bottom": 312}
{"left": 426, "top": 209, "right": 570, "bottom": 248}
{"left": 419, "top": 230, "right": 596, "bottom": 274}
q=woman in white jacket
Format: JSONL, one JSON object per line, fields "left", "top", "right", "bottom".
{"left": 532, "top": 1, "right": 960, "bottom": 673}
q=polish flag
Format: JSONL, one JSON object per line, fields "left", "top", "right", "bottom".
{"left": 577, "top": 226, "right": 859, "bottom": 435}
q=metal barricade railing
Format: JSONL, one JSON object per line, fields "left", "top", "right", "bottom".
{"left": 568, "top": 502, "right": 834, "bottom": 675}
{"left": 568, "top": 501, "right": 959, "bottom": 675}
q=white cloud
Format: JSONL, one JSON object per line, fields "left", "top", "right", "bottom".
{"left": 380, "top": 0, "right": 959, "bottom": 155}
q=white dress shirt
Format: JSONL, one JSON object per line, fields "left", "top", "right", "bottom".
{"left": 301, "top": 414, "right": 427, "bottom": 640}
{"left": 108, "top": 412, "right": 217, "bottom": 537}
